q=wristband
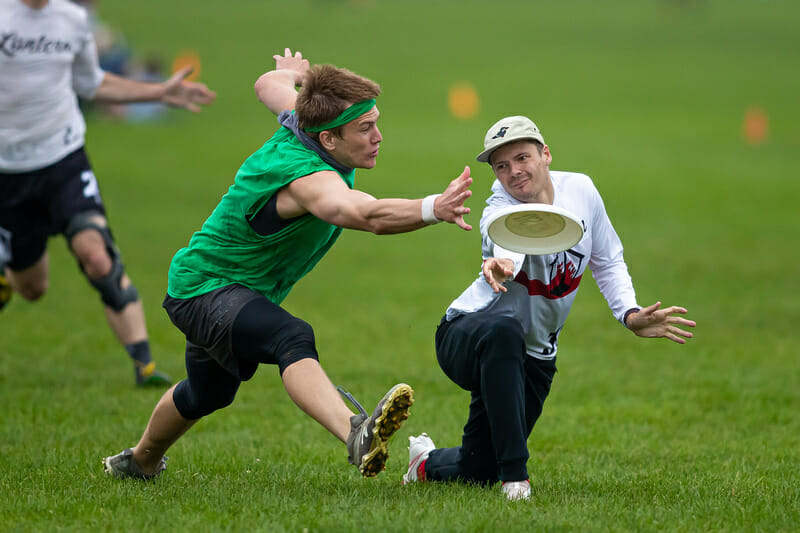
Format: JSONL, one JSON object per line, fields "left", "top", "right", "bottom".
{"left": 623, "top": 307, "right": 641, "bottom": 328}
{"left": 421, "top": 194, "right": 442, "bottom": 224}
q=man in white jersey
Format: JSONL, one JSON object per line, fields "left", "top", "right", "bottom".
{"left": 401, "top": 116, "right": 696, "bottom": 501}
{"left": 0, "top": 0, "right": 216, "bottom": 386}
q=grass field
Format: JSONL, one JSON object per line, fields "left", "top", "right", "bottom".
{"left": 2, "top": 0, "right": 799, "bottom": 530}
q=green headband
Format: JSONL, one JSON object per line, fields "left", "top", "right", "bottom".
{"left": 305, "top": 99, "right": 376, "bottom": 133}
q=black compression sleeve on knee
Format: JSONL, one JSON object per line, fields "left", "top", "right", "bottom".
{"left": 273, "top": 317, "right": 319, "bottom": 375}
{"left": 172, "top": 377, "right": 237, "bottom": 420}
{"left": 276, "top": 340, "right": 319, "bottom": 376}
{"left": 172, "top": 380, "right": 200, "bottom": 420}
{"left": 231, "top": 297, "right": 319, "bottom": 376}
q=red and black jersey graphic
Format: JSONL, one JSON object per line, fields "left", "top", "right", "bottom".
{"left": 513, "top": 249, "right": 585, "bottom": 299}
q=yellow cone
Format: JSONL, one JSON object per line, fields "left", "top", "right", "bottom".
{"left": 448, "top": 82, "right": 480, "bottom": 120}
{"left": 742, "top": 105, "right": 768, "bottom": 146}
{"left": 172, "top": 49, "right": 202, "bottom": 81}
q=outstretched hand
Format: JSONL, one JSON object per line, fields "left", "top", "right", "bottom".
{"left": 483, "top": 257, "right": 515, "bottom": 293}
{"left": 434, "top": 166, "right": 473, "bottom": 230}
{"left": 161, "top": 66, "right": 217, "bottom": 112}
{"left": 626, "top": 301, "right": 696, "bottom": 344}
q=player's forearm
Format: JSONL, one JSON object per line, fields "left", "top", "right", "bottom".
{"left": 254, "top": 70, "right": 300, "bottom": 114}
{"left": 92, "top": 72, "right": 165, "bottom": 104}
{"left": 336, "top": 198, "right": 431, "bottom": 235}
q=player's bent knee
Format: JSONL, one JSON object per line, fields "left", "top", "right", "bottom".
{"left": 88, "top": 259, "right": 139, "bottom": 311}
{"left": 479, "top": 315, "right": 526, "bottom": 357}
{"left": 76, "top": 246, "right": 113, "bottom": 279}
{"left": 173, "top": 379, "right": 238, "bottom": 420}
{"left": 65, "top": 212, "right": 138, "bottom": 311}
{"left": 188, "top": 391, "right": 236, "bottom": 419}
{"left": 231, "top": 299, "right": 320, "bottom": 374}
{"left": 279, "top": 351, "right": 320, "bottom": 376}
{"left": 480, "top": 314, "right": 524, "bottom": 339}
{"left": 275, "top": 318, "right": 319, "bottom": 375}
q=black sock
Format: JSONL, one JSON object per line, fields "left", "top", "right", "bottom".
{"left": 125, "top": 340, "right": 152, "bottom": 371}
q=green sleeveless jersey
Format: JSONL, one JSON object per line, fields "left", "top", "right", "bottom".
{"left": 167, "top": 121, "right": 355, "bottom": 304}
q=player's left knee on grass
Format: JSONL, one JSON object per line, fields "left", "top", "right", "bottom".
{"left": 65, "top": 212, "right": 139, "bottom": 312}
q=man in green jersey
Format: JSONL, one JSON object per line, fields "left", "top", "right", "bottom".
{"left": 103, "top": 48, "right": 473, "bottom": 479}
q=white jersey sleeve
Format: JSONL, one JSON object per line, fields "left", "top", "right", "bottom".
{"left": 585, "top": 184, "right": 639, "bottom": 323}
{"left": 71, "top": 21, "right": 104, "bottom": 100}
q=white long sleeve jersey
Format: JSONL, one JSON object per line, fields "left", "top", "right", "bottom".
{"left": 446, "top": 171, "right": 639, "bottom": 360}
{"left": 0, "top": 0, "right": 104, "bottom": 172}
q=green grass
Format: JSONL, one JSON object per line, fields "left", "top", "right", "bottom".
{"left": 2, "top": 0, "right": 799, "bottom": 530}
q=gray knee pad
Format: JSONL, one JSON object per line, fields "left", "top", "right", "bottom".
{"left": 65, "top": 212, "right": 139, "bottom": 311}
{"left": 89, "top": 258, "right": 140, "bottom": 311}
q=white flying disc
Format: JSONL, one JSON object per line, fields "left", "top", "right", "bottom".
{"left": 485, "top": 203, "right": 584, "bottom": 255}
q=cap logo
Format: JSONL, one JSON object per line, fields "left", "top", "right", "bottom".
{"left": 491, "top": 126, "right": 509, "bottom": 139}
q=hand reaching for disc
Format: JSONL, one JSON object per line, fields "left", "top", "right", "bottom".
{"left": 483, "top": 257, "right": 515, "bottom": 293}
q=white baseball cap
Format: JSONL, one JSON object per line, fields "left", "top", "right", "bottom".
{"left": 476, "top": 116, "right": 546, "bottom": 163}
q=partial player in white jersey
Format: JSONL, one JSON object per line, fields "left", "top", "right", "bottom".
{"left": 402, "top": 115, "right": 696, "bottom": 501}
{"left": 0, "top": 0, "right": 216, "bottom": 387}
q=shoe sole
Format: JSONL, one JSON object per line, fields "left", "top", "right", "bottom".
{"left": 359, "top": 384, "right": 414, "bottom": 477}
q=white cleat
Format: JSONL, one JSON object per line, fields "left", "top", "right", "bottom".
{"left": 501, "top": 479, "right": 531, "bottom": 501}
{"left": 402, "top": 433, "right": 436, "bottom": 484}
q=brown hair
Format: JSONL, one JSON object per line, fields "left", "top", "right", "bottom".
{"left": 296, "top": 64, "right": 381, "bottom": 138}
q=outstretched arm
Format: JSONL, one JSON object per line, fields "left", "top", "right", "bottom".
{"left": 254, "top": 48, "right": 310, "bottom": 115}
{"left": 282, "top": 166, "right": 473, "bottom": 233}
{"left": 625, "top": 301, "right": 696, "bottom": 344}
{"left": 93, "top": 66, "right": 216, "bottom": 112}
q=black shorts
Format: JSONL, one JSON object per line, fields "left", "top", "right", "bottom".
{"left": 0, "top": 147, "right": 106, "bottom": 270}
{"left": 163, "top": 284, "right": 261, "bottom": 380}
{"left": 164, "top": 283, "right": 320, "bottom": 382}
{"left": 165, "top": 284, "right": 319, "bottom": 418}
